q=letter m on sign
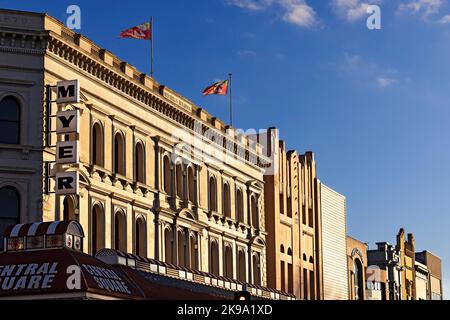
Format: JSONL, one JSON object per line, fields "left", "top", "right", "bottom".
{"left": 56, "top": 80, "right": 80, "bottom": 104}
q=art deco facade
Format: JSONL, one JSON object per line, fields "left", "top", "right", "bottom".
{"left": 0, "top": 9, "right": 271, "bottom": 287}
{"left": 253, "top": 128, "right": 323, "bottom": 299}
{"left": 396, "top": 229, "right": 416, "bottom": 300}
{"left": 320, "top": 183, "right": 349, "bottom": 300}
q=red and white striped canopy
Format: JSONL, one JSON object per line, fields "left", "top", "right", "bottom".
{"left": 2, "top": 220, "right": 84, "bottom": 238}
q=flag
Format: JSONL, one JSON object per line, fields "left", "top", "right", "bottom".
{"left": 202, "top": 80, "right": 229, "bottom": 96}
{"left": 120, "top": 22, "right": 151, "bottom": 40}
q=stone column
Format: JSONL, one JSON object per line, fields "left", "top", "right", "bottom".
{"left": 126, "top": 202, "right": 133, "bottom": 253}
{"left": 147, "top": 210, "right": 155, "bottom": 259}
{"left": 78, "top": 188, "right": 90, "bottom": 253}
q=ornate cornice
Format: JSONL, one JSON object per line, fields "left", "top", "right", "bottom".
{"left": 0, "top": 30, "right": 47, "bottom": 55}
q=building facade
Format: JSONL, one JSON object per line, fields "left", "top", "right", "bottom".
{"left": 365, "top": 265, "right": 388, "bottom": 300}
{"left": 346, "top": 236, "right": 367, "bottom": 300}
{"left": 0, "top": 9, "right": 272, "bottom": 287}
{"left": 397, "top": 229, "right": 416, "bottom": 300}
{"left": 367, "top": 231, "right": 443, "bottom": 300}
{"left": 255, "top": 128, "right": 323, "bottom": 299}
{"left": 320, "top": 183, "right": 348, "bottom": 300}
{"left": 416, "top": 251, "right": 443, "bottom": 300}
{"left": 414, "top": 260, "right": 429, "bottom": 300}
{"left": 367, "top": 242, "right": 402, "bottom": 300}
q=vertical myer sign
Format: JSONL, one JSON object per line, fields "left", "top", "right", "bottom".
{"left": 54, "top": 80, "right": 81, "bottom": 196}
{"left": 56, "top": 80, "right": 80, "bottom": 104}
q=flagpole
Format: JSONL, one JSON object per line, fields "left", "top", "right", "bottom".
{"left": 150, "top": 16, "right": 154, "bottom": 78}
{"left": 229, "top": 73, "right": 233, "bottom": 126}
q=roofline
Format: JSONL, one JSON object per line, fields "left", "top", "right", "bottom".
{"left": 0, "top": 8, "right": 46, "bottom": 16}
{"left": 346, "top": 235, "right": 368, "bottom": 246}
{"left": 320, "top": 182, "right": 346, "bottom": 199}
{"left": 416, "top": 250, "right": 442, "bottom": 261}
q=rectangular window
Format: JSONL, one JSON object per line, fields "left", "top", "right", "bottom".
{"left": 309, "top": 270, "right": 315, "bottom": 300}
{"left": 288, "top": 263, "right": 293, "bottom": 293}
{"left": 303, "top": 268, "right": 308, "bottom": 300}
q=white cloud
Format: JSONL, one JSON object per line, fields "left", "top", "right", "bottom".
{"left": 281, "top": 0, "right": 317, "bottom": 27}
{"left": 376, "top": 77, "right": 397, "bottom": 88}
{"left": 339, "top": 53, "right": 400, "bottom": 89}
{"left": 438, "top": 14, "right": 450, "bottom": 23}
{"left": 225, "top": 0, "right": 274, "bottom": 11}
{"left": 332, "top": 0, "right": 380, "bottom": 22}
{"left": 225, "top": 0, "right": 318, "bottom": 28}
{"left": 397, "top": 0, "right": 443, "bottom": 19}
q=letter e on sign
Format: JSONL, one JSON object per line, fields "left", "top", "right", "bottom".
{"left": 55, "top": 172, "right": 79, "bottom": 195}
{"left": 56, "top": 141, "right": 79, "bottom": 164}
{"left": 56, "top": 80, "right": 80, "bottom": 104}
{"left": 56, "top": 110, "right": 79, "bottom": 134}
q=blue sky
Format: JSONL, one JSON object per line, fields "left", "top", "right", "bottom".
{"left": 2, "top": 0, "right": 449, "bottom": 297}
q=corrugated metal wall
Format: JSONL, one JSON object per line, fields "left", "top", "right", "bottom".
{"left": 321, "top": 184, "right": 349, "bottom": 300}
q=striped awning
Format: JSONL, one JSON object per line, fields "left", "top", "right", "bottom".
{"left": 2, "top": 220, "right": 84, "bottom": 238}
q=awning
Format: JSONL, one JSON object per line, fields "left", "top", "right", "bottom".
{"left": 0, "top": 248, "right": 145, "bottom": 300}
{"left": 3, "top": 221, "right": 84, "bottom": 238}
{"left": 0, "top": 248, "right": 231, "bottom": 300}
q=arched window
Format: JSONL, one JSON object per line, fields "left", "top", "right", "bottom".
{"left": 236, "top": 189, "right": 244, "bottom": 222}
{"left": 164, "top": 228, "right": 173, "bottom": 263}
{"left": 91, "top": 204, "right": 104, "bottom": 255}
{"left": 223, "top": 183, "right": 231, "bottom": 218}
{"left": 0, "top": 186, "right": 20, "bottom": 251}
{"left": 0, "top": 96, "right": 20, "bottom": 145}
{"left": 224, "top": 245, "right": 233, "bottom": 278}
{"left": 287, "top": 248, "right": 293, "bottom": 256}
{"left": 114, "top": 132, "right": 125, "bottom": 175}
{"left": 252, "top": 253, "right": 261, "bottom": 286}
{"left": 114, "top": 211, "right": 126, "bottom": 251}
{"left": 251, "top": 195, "right": 259, "bottom": 229}
{"left": 92, "top": 122, "right": 104, "bottom": 166}
{"left": 354, "top": 259, "right": 364, "bottom": 300}
{"left": 280, "top": 245, "right": 285, "bottom": 253}
{"left": 189, "top": 234, "right": 198, "bottom": 269}
{"left": 187, "top": 166, "right": 195, "bottom": 203}
{"left": 134, "top": 142, "right": 145, "bottom": 183}
{"left": 135, "top": 217, "right": 146, "bottom": 257}
{"left": 63, "top": 196, "right": 76, "bottom": 221}
{"left": 175, "top": 163, "right": 183, "bottom": 199}
{"left": 238, "top": 249, "right": 246, "bottom": 282}
{"left": 163, "top": 156, "right": 171, "bottom": 194}
{"left": 210, "top": 240, "right": 219, "bottom": 276}
{"left": 177, "top": 230, "right": 186, "bottom": 267}
{"left": 209, "top": 176, "right": 217, "bottom": 212}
